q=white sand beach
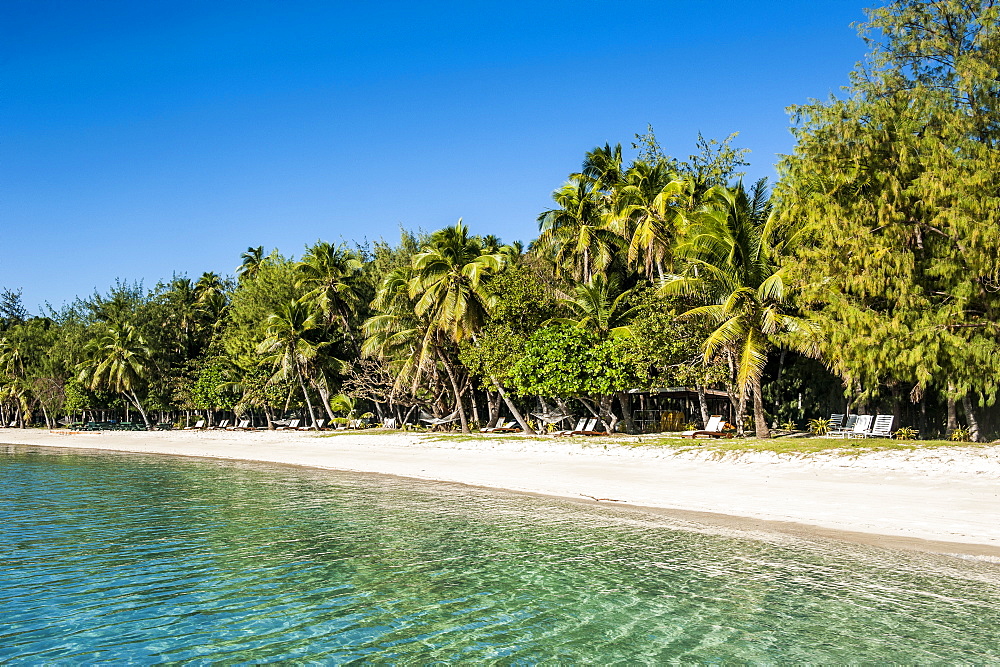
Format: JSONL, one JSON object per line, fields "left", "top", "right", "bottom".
{"left": 6, "top": 428, "right": 1000, "bottom": 557}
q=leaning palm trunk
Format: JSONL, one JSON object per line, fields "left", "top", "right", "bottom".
{"left": 489, "top": 376, "right": 535, "bottom": 435}
{"left": 125, "top": 391, "right": 152, "bottom": 430}
{"left": 437, "top": 351, "right": 469, "bottom": 433}
{"left": 297, "top": 367, "right": 319, "bottom": 429}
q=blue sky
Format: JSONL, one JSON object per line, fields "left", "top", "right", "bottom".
{"left": 3, "top": 0, "right": 868, "bottom": 312}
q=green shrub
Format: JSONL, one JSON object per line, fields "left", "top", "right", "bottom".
{"left": 808, "top": 417, "right": 832, "bottom": 436}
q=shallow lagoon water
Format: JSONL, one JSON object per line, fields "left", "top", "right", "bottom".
{"left": 2, "top": 444, "right": 999, "bottom": 662}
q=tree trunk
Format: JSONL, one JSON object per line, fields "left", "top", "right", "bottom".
{"left": 599, "top": 396, "right": 618, "bottom": 433}
{"left": 962, "top": 393, "right": 981, "bottom": 442}
{"left": 734, "top": 387, "right": 747, "bottom": 436}
{"left": 314, "top": 377, "right": 336, "bottom": 421}
{"left": 126, "top": 391, "right": 152, "bottom": 429}
{"left": 946, "top": 382, "right": 958, "bottom": 437}
{"left": 297, "top": 368, "right": 319, "bottom": 429}
{"left": 487, "top": 391, "right": 501, "bottom": 427}
{"left": 489, "top": 375, "right": 535, "bottom": 434}
{"left": 696, "top": 384, "right": 710, "bottom": 427}
{"left": 469, "top": 385, "right": 480, "bottom": 427}
{"left": 751, "top": 376, "right": 770, "bottom": 438}
{"left": 438, "top": 350, "right": 469, "bottom": 433}
{"left": 616, "top": 391, "right": 635, "bottom": 434}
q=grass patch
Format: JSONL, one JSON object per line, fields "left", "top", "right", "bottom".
{"left": 318, "top": 428, "right": 992, "bottom": 457}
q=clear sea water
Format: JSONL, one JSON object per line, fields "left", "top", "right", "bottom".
{"left": 2, "top": 444, "right": 1000, "bottom": 663}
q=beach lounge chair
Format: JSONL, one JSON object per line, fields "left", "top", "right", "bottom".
{"left": 226, "top": 419, "right": 251, "bottom": 430}
{"left": 842, "top": 414, "right": 873, "bottom": 438}
{"left": 490, "top": 420, "right": 522, "bottom": 433}
{"left": 680, "top": 415, "right": 728, "bottom": 439}
{"left": 184, "top": 419, "right": 206, "bottom": 430}
{"left": 552, "top": 418, "right": 587, "bottom": 436}
{"left": 382, "top": 417, "right": 398, "bottom": 429}
{"left": 156, "top": 422, "right": 173, "bottom": 431}
{"left": 828, "top": 414, "right": 859, "bottom": 437}
{"left": 276, "top": 419, "right": 301, "bottom": 431}
{"left": 298, "top": 419, "right": 326, "bottom": 430}
{"left": 828, "top": 413, "right": 845, "bottom": 430}
{"left": 864, "top": 414, "right": 895, "bottom": 438}
{"left": 577, "top": 419, "right": 610, "bottom": 436}
{"left": 555, "top": 418, "right": 599, "bottom": 437}
{"left": 210, "top": 419, "right": 231, "bottom": 430}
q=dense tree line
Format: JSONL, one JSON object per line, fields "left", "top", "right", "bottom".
{"left": 2, "top": 0, "right": 998, "bottom": 439}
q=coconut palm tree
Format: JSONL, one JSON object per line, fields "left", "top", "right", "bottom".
{"left": 546, "top": 274, "right": 641, "bottom": 339}
{"left": 236, "top": 246, "right": 265, "bottom": 282}
{"left": 77, "top": 321, "right": 155, "bottom": 429}
{"left": 257, "top": 301, "right": 328, "bottom": 429}
{"left": 535, "top": 175, "right": 622, "bottom": 282}
{"left": 613, "top": 162, "right": 688, "bottom": 280}
{"left": 661, "top": 179, "right": 796, "bottom": 438}
{"left": 296, "top": 241, "right": 363, "bottom": 331}
{"left": 407, "top": 220, "right": 509, "bottom": 432}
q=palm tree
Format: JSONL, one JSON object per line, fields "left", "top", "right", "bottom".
{"left": 407, "top": 220, "right": 508, "bottom": 433}
{"left": 363, "top": 267, "right": 435, "bottom": 397}
{"left": 613, "top": 162, "right": 688, "bottom": 280}
{"left": 236, "top": 246, "right": 265, "bottom": 282}
{"left": 546, "top": 274, "right": 640, "bottom": 339}
{"left": 163, "top": 277, "right": 200, "bottom": 357}
{"left": 296, "top": 241, "right": 363, "bottom": 330}
{"left": 77, "top": 322, "right": 155, "bottom": 429}
{"left": 0, "top": 336, "right": 31, "bottom": 427}
{"left": 535, "top": 175, "right": 622, "bottom": 282}
{"left": 257, "top": 301, "right": 327, "bottom": 428}
{"left": 661, "top": 179, "right": 795, "bottom": 438}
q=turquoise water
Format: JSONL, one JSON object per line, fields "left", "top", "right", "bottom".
{"left": 2, "top": 445, "right": 1000, "bottom": 662}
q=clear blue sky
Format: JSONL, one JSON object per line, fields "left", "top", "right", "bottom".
{"left": 3, "top": 0, "right": 868, "bottom": 312}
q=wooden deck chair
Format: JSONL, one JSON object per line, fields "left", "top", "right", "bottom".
{"left": 553, "top": 418, "right": 587, "bottom": 436}
{"left": 276, "top": 419, "right": 301, "bottom": 431}
{"left": 184, "top": 419, "right": 206, "bottom": 430}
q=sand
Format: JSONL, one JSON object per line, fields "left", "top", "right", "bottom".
{"left": 5, "top": 428, "right": 1000, "bottom": 557}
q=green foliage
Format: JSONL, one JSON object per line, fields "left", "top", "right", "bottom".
{"left": 510, "top": 325, "right": 647, "bottom": 399}
{"left": 808, "top": 418, "right": 832, "bottom": 436}
{"left": 894, "top": 426, "right": 918, "bottom": 440}
{"left": 950, "top": 426, "right": 971, "bottom": 442}
{"left": 777, "top": 0, "right": 1000, "bottom": 406}
{"left": 190, "top": 357, "right": 237, "bottom": 410}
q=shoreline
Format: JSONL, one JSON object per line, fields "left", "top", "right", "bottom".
{"left": 5, "top": 429, "right": 1000, "bottom": 559}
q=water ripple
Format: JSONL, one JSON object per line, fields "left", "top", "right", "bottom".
{"left": 2, "top": 444, "right": 1000, "bottom": 662}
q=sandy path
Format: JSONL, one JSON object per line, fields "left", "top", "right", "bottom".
{"left": 5, "top": 429, "right": 1000, "bottom": 556}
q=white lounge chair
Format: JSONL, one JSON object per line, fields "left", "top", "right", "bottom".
{"left": 555, "top": 418, "right": 598, "bottom": 437}
{"left": 276, "top": 419, "right": 301, "bottom": 431}
{"left": 843, "top": 414, "right": 873, "bottom": 438}
{"left": 865, "top": 414, "right": 895, "bottom": 438}
{"left": 828, "top": 414, "right": 859, "bottom": 438}
{"left": 552, "top": 418, "right": 587, "bottom": 436}
{"left": 681, "top": 415, "right": 727, "bottom": 439}
{"left": 184, "top": 419, "right": 206, "bottom": 430}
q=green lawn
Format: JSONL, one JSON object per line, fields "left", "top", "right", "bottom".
{"left": 409, "top": 430, "right": 989, "bottom": 456}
